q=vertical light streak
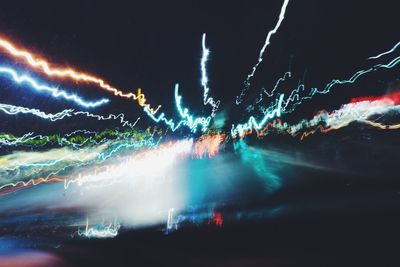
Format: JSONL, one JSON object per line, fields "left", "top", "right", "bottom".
{"left": 201, "top": 33, "right": 220, "bottom": 116}
{"left": 236, "top": 0, "right": 290, "bottom": 105}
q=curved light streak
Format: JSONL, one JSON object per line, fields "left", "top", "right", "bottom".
{"left": 0, "top": 36, "right": 161, "bottom": 113}
{"left": 0, "top": 66, "right": 109, "bottom": 108}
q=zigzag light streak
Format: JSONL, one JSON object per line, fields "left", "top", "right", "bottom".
{"left": 282, "top": 55, "right": 400, "bottom": 113}
{"left": 0, "top": 103, "right": 73, "bottom": 121}
{"left": 0, "top": 36, "right": 161, "bottom": 114}
{"left": 298, "top": 94, "right": 400, "bottom": 137}
{"left": 0, "top": 135, "right": 161, "bottom": 193}
{"left": 78, "top": 218, "right": 120, "bottom": 239}
{"left": 245, "top": 68, "right": 292, "bottom": 115}
{"left": 236, "top": 0, "right": 290, "bottom": 105}
{"left": 135, "top": 88, "right": 162, "bottom": 114}
{"left": 73, "top": 111, "right": 140, "bottom": 129}
{"left": 0, "top": 145, "right": 103, "bottom": 172}
{"left": 0, "top": 129, "right": 156, "bottom": 153}
{"left": 201, "top": 33, "right": 220, "bottom": 116}
{"left": 0, "top": 102, "right": 140, "bottom": 128}
{"left": 256, "top": 71, "right": 291, "bottom": 103}
{"left": 231, "top": 94, "right": 284, "bottom": 138}
{"left": 0, "top": 131, "right": 99, "bottom": 147}
{"left": 246, "top": 57, "right": 293, "bottom": 113}
{"left": 144, "top": 108, "right": 184, "bottom": 132}
{"left": 261, "top": 92, "right": 400, "bottom": 139}
{"left": 0, "top": 176, "right": 64, "bottom": 192}
{"left": 0, "top": 66, "right": 109, "bottom": 108}
{"left": 0, "top": 132, "right": 36, "bottom": 146}
{"left": 144, "top": 35, "right": 218, "bottom": 132}
{"left": 39, "top": 140, "right": 158, "bottom": 180}
{"left": 144, "top": 84, "right": 211, "bottom": 133}
{"left": 97, "top": 138, "right": 158, "bottom": 161}
{"left": 61, "top": 139, "right": 192, "bottom": 191}
{"left": 297, "top": 114, "right": 400, "bottom": 140}
{"left": 175, "top": 84, "right": 211, "bottom": 133}
{"left": 0, "top": 138, "right": 193, "bottom": 194}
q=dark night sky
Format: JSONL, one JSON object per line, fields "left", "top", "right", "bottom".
{"left": 0, "top": 0, "right": 399, "bottom": 133}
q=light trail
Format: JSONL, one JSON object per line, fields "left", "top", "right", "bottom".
{"left": 282, "top": 55, "right": 400, "bottom": 113}
{"left": 231, "top": 94, "right": 284, "bottom": 138}
{"left": 0, "top": 176, "right": 64, "bottom": 193}
{"left": 0, "top": 102, "right": 140, "bottom": 128}
{"left": 236, "top": 0, "right": 290, "bottom": 105}
{"left": 144, "top": 84, "right": 211, "bottom": 133}
{"left": 0, "top": 103, "right": 73, "bottom": 121}
{"left": 257, "top": 91, "right": 400, "bottom": 139}
{"left": 144, "top": 108, "right": 184, "bottom": 132}
{"left": 0, "top": 128, "right": 153, "bottom": 148}
{"left": 0, "top": 138, "right": 191, "bottom": 195}
{"left": 0, "top": 66, "right": 109, "bottom": 108}
{"left": 368, "top": 40, "right": 400, "bottom": 60}
{"left": 201, "top": 33, "right": 220, "bottom": 116}
{"left": 62, "top": 138, "right": 193, "bottom": 189}
{"left": 0, "top": 36, "right": 161, "bottom": 114}
{"left": 175, "top": 84, "right": 211, "bottom": 133}
{"left": 145, "top": 35, "right": 219, "bottom": 132}
{"left": 256, "top": 71, "right": 291, "bottom": 103}
{"left": 193, "top": 133, "right": 225, "bottom": 159}
{"left": 78, "top": 217, "right": 120, "bottom": 238}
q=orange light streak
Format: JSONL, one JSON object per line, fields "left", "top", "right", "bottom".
{"left": 0, "top": 36, "right": 161, "bottom": 114}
